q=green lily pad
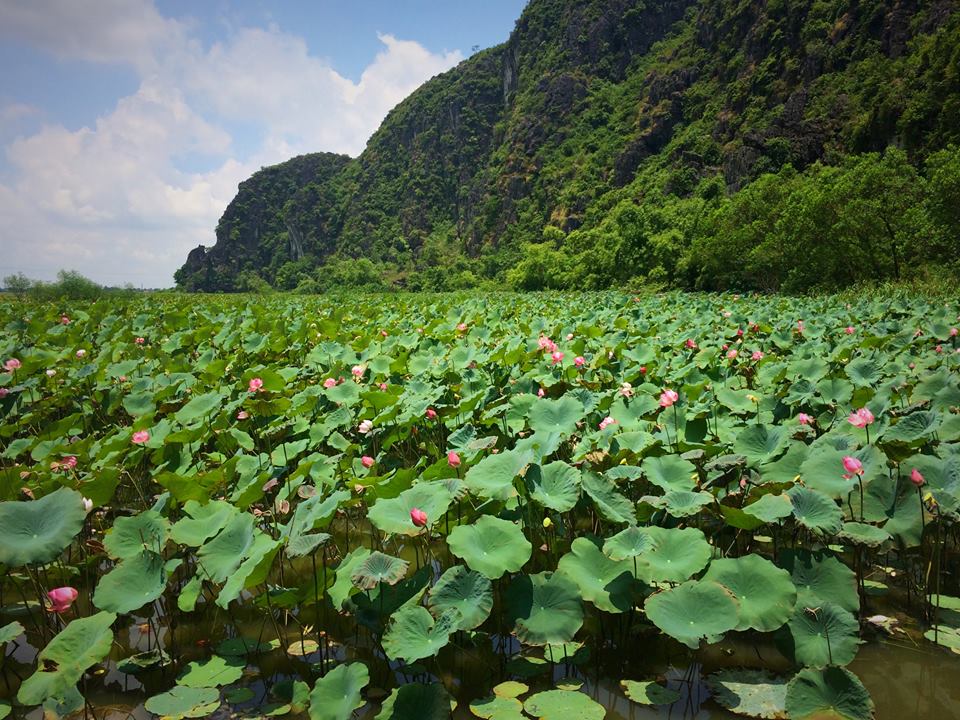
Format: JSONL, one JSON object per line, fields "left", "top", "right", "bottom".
{"left": 170, "top": 500, "right": 239, "bottom": 546}
{"left": 145, "top": 686, "right": 221, "bottom": 719}
{"left": 429, "top": 565, "right": 493, "bottom": 630}
{"left": 375, "top": 683, "right": 454, "bottom": 720}
{"left": 0, "top": 621, "right": 24, "bottom": 645}
{"left": 308, "top": 662, "right": 369, "bottom": 720}
{"left": 351, "top": 551, "right": 409, "bottom": 590}
{"left": 506, "top": 571, "right": 584, "bottom": 646}
{"left": 735, "top": 425, "right": 789, "bottom": 465}
{"left": 177, "top": 655, "right": 245, "bottom": 687}
{"left": 528, "top": 396, "right": 583, "bottom": 437}
{"left": 93, "top": 550, "right": 168, "bottom": 614}
{"left": 787, "top": 603, "right": 860, "bottom": 668}
{"left": 621, "top": 679, "right": 681, "bottom": 705}
{"left": 493, "top": 681, "right": 529, "bottom": 698}
{"left": 448, "top": 515, "right": 532, "bottom": 579}
{"left": 581, "top": 472, "right": 636, "bottom": 525}
{"left": 116, "top": 648, "right": 172, "bottom": 674}
{"left": 641, "top": 455, "right": 698, "bottom": 492}
{"left": 644, "top": 490, "right": 714, "bottom": 518}
{"left": 706, "top": 669, "right": 787, "bottom": 719}
{"left": 526, "top": 461, "right": 581, "bottom": 512}
{"left": 0, "top": 487, "right": 87, "bottom": 567}
{"left": 464, "top": 449, "right": 530, "bottom": 501}
{"left": 557, "top": 537, "right": 635, "bottom": 613}
{"left": 381, "top": 605, "right": 460, "bottom": 662}
{"left": 644, "top": 580, "right": 739, "bottom": 649}
{"left": 703, "top": 555, "right": 797, "bottom": 632}
{"left": 784, "top": 667, "right": 873, "bottom": 720}
{"left": 523, "top": 690, "right": 605, "bottom": 720}
{"left": 837, "top": 522, "right": 890, "bottom": 547}
{"left": 469, "top": 695, "right": 525, "bottom": 720}
{"left": 743, "top": 494, "right": 794, "bottom": 524}
{"left": 197, "top": 512, "right": 255, "bottom": 583}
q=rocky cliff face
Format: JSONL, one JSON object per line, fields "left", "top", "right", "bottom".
{"left": 175, "top": 0, "right": 959, "bottom": 291}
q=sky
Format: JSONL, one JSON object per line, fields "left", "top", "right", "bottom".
{"left": 0, "top": 0, "right": 528, "bottom": 288}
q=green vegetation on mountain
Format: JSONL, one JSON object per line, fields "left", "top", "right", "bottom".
{"left": 175, "top": 0, "right": 960, "bottom": 293}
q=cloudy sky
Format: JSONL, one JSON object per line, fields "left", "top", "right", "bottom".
{"left": 0, "top": 0, "right": 526, "bottom": 288}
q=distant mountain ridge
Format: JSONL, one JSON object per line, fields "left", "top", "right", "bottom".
{"left": 176, "top": 0, "right": 960, "bottom": 292}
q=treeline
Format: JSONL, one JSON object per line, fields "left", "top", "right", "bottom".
{"left": 2, "top": 270, "right": 142, "bottom": 301}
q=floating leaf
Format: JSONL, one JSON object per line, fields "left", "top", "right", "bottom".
{"left": 177, "top": 655, "right": 245, "bottom": 688}
{"left": 523, "top": 690, "right": 605, "bottom": 720}
{"left": 145, "top": 686, "right": 221, "bottom": 719}
{"left": 706, "top": 669, "right": 787, "bottom": 719}
{"left": 621, "top": 680, "right": 681, "bottom": 705}
{"left": 469, "top": 695, "right": 525, "bottom": 720}
{"left": 375, "top": 683, "right": 454, "bottom": 720}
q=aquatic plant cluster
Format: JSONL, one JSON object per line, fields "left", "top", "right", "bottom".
{"left": 0, "top": 291, "right": 958, "bottom": 719}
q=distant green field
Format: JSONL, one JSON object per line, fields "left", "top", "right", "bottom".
{"left": 1, "top": 291, "right": 959, "bottom": 719}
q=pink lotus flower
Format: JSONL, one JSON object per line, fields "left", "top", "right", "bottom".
{"left": 574, "top": 356, "right": 585, "bottom": 368}
{"left": 277, "top": 499, "right": 290, "bottom": 514}
{"left": 639, "top": 366, "right": 647, "bottom": 374}
{"left": 736, "top": 328, "right": 744, "bottom": 337}
{"left": 131, "top": 430, "right": 150, "bottom": 444}
{"left": 936, "top": 344, "right": 943, "bottom": 354}
{"left": 566, "top": 333, "right": 574, "bottom": 341}
{"left": 726, "top": 349, "right": 738, "bottom": 359}
{"left": 82, "top": 497, "right": 93, "bottom": 513}
{"left": 426, "top": 408, "right": 437, "bottom": 420}
{"left": 796, "top": 320, "right": 805, "bottom": 334}
{"left": 410, "top": 507, "right": 428, "bottom": 528}
{"left": 248, "top": 377, "right": 263, "bottom": 393}
{"left": 262, "top": 478, "right": 279, "bottom": 492}
{"left": 842, "top": 456, "right": 864, "bottom": 477}
{"left": 798, "top": 413, "right": 813, "bottom": 425}
{"left": 457, "top": 323, "right": 468, "bottom": 332}
{"left": 951, "top": 327, "right": 958, "bottom": 337}
{"left": 323, "top": 378, "right": 337, "bottom": 389}
{"left": 358, "top": 419, "right": 373, "bottom": 435}
{"left": 550, "top": 351, "right": 564, "bottom": 364}
{"left": 361, "top": 455, "right": 374, "bottom": 468}
{"left": 4, "top": 358, "right": 21, "bottom": 372}
{"left": 62, "top": 456, "right": 77, "bottom": 470}
{"left": 910, "top": 468, "right": 925, "bottom": 487}
{"left": 76, "top": 349, "right": 86, "bottom": 358}
{"left": 847, "top": 408, "right": 875, "bottom": 428}
{"left": 447, "top": 450, "right": 461, "bottom": 468}
{"left": 135, "top": 337, "right": 145, "bottom": 345}
{"left": 351, "top": 365, "right": 365, "bottom": 379}
{"left": 378, "top": 382, "right": 388, "bottom": 391}
{"left": 537, "top": 388, "right": 545, "bottom": 398}
{"left": 0, "top": 388, "right": 8, "bottom": 398}
{"left": 46, "top": 368, "right": 57, "bottom": 377}
{"left": 538, "top": 336, "right": 556, "bottom": 352}
{"left": 659, "top": 389, "right": 679, "bottom": 408}
{"left": 237, "top": 410, "right": 249, "bottom": 420}
{"left": 845, "top": 326, "right": 855, "bottom": 334}
{"left": 752, "top": 350, "right": 764, "bottom": 361}
{"left": 380, "top": 330, "right": 388, "bottom": 337}
{"left": 60, "top": 315, "right": 70, "bottom": 325}
{"left": 47, "top": 587, "right": 78, "bottom": 614}
{"left": 599, "top": 416, "right": 617, "bottom": 431}
{"left": 620, "top": 382, "right": 633, "bottom": 398}
{"left": 685, "top": 338, "right": 697, "bottom": 349}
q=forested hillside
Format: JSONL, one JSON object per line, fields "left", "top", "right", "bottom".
{"left": 175, "top": 0, "right": 960, "bottom": 293}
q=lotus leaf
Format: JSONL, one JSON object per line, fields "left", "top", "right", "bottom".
{"left": 0, "top": 487, "right": 87, "bottom": 567}
{"left": 784, "top": 667, "right": 873, "bottom": 720}
{"left": 644, "top": 580, "right": 739, "bottom": 649}
{"left": 144, "top": 686, "right": 221, "bottom": 719}
{"left": 448, "top": 515, "right": 532, "bottom": 579}
{"left": 368, "top": 482, "right": 453, "bottom": 536}
{"left": 787, "top": 602, "right": 860, "bottom": 668}
{"left": 620, "top": 680, "right": 681, "bottom": 705}
{"left": 526, "top": 461, "right": 581, "bottom": 512}
{"left": 429, "top": 565, "right": 493, "bottom": 630}
{"left": 177, "top": 655, "right": 245, "bottom": 687}
{"left": 375, "top": 683, "right": 455, "bottom": 720}
{"left": 506, "top": 571, "right": 584, "bottom": 646}
{"left": 602, "top": 526, "right": 655, "bottom": 560}
{"left": 641, "top": 455, "right": 698, "bottom": 492}
{"left": 93, "top": 550, "right": 168, "bottom": 614}
{"left": 581, "top": 472, "right": 635, "bottom": 525}
{"left": 557, "top": 537, "right": 636, "bottom": 613}
{"left": 635, "top": 526, "right": 712, "bottom": 583}
{"left": 523, "top": 690, "right": 605, "bottom": 720}
{"left": 469, "top": 695, "right": 525, "bottom": 720}
{"left": 382, "top": 605, "right": 460, "bottom": 662}
{"left": 170, "top": 500, "right": 238, "bottom": 546}
{"left": 706, "top": 669, "right": 787, "bottom": 719}
{"left": 703, "top": 555, "right": 797, "bottom": 631}
{"left": 308, "top": 662, "right": 369, "bottom": 720}
{"left": 779, "top": 550, "right": 859, "bottom": 612}
{"left": 788, "top": 486, "right": 843, "bottom": 534}
{"left": 351, "top": 551, "right": 409, "bottom": 589}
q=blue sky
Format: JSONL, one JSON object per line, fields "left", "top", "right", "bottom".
{"left": 0, "top": 0, "right": 527, "bottom": 286}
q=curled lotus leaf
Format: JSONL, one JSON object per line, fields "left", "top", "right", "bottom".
{"left": 557, "top": 537, "right": 636, "bottom": 613}
{"left": 351, "top": 551, "right": 409, "bottom": 590}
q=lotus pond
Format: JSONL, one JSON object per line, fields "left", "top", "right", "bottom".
{"left": 1, "top": 291, "right": 960, "bottom": 720}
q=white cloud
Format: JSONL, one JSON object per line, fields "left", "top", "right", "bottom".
{"left": 0, "top": 5, "right": 463, "bottom": 287}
